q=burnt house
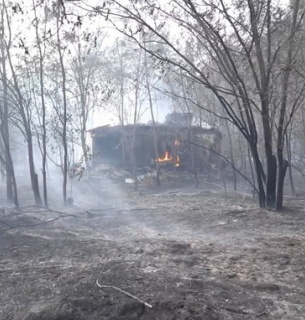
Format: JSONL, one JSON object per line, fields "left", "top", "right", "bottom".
{"left": 89, "top": 124, "right": 222, "bottom": 172}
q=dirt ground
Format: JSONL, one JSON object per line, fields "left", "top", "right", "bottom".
{"left": 1, "top": 176, "right": 305, "bottom": 319}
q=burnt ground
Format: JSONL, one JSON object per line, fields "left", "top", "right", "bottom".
{"left": 1, "top": 176, "right": 305, "bottom": 319}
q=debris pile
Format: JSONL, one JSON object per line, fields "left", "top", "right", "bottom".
{"left": 85, "top": 164, "right": 158, "bottom": 185}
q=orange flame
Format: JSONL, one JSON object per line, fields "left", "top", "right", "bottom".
{"left": 157, "top": 151, "right": 172, "bottom": 162}
{"left": 154, "top": 140, "right": 181, "bottom": 167}
{"left": 155, "top": 151, "right": 180, "bottom": 167}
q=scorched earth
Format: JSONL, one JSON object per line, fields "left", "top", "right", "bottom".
{"left": 0, "top": 176, "right": 305, "bottom": 320}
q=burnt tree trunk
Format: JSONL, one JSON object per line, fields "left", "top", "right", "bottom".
{"left": 131, "top": 44, "right": 143, "bottom": 190}
{"left": 77, "top": 41, "right": 90, "bottom": 169}
{"left": 4, "top": 147, "right": 19, "bottom": 208}
{"left": 261, "top": 94, "right": 276, "bottom": 207}
{"left": 3, "top": 11, "right": 40, "bottom": 206}
{"left": 9, "top": 155, "right": 19, "bottom": 207}
{"left": 56, "top": 4, "right": 68, "bottom": 205}
{"left": 225, "top": 121, "right": 237, "bottom": 191}
{"left": 266, "top": 154, "right": 277, "bottom": 208}
{"left": 35, "top": 7, "right": 48, "bottom": 207}
{"left": 286, "top": 131, "right": 295, "bottom": 195}
{"left": 3, "top": 101, "right": 13, "bottom": 202}
{"left": 132, "top": 126, "right": 138, "bottom": 191}
{"left": 40, "top": 55, "right": 48, "bottom": 207}
{"left": 250, "top": 144, "right": 266, "bottom": 208}
{"left": 276, "top": 157, "right": 288, "bottom": 210}
{"left": 275, "top": 0, "right": 300, "bottom": 210}
{"left": 248, "top": 0, "right": 276, "bottom": 207}
{"left": 143, "top": 43, "right": 160, "bottom": 186}
{"left": 7, "top": 59, "right": 42, "bottom": 206}
{"left": 27, "top": 132, "right": 42, "bottom": 206}
{"left": 119, "top": 42, "right": 125, "bottom": 126}
{"left": 248, "top": 145, "right": 256, "bottom": 197}
{"left": 0, "top": 33, "right": 14, "bottom": 202}
{"left": 190, "top": 140, "right": 198, "bottom": 187}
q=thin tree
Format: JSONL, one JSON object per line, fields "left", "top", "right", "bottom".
{"left": 33, "top": 0, "right": 48, "bottom": 207}
{"left": 143, "top": 37, "right": 160, "bottom": 186}
{"left": 55, "top": 2, "right": 69, "bottom": 205}
{"left": 0, "top": 0, "right": 16, "bottom": 204}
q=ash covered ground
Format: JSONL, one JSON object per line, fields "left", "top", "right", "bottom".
{"left": 1, "top": 174, "right": 305, "bottom": 319}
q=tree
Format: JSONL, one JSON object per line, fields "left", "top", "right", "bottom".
{"left": 0, "top": 0, "right": 19, "bottom": 206}
{"left": 143, "top": 35, "right": 161, "bottom": 186}
{"left": 67, "top": 30, "right": 107, "bottom": 169}
{"left": 55, "top": 2, "right": 69, "bottom": 205}
{"left": 32, "top": 0, "right": 49, "bottom": 207}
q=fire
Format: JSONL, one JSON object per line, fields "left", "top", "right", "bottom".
{"left": 157, "top": 151, "right": 172, "bottom": 162}
{"left": 154, "top": 139, "right": 181, "bottom": 167}
{"left": 155, "top": 151, "right": 180, "bottom": 167}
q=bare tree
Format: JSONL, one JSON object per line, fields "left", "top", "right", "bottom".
{"left": 55, "top": 2, "right": 69, "bottom": 205}
{"left": 67, "top": 31, "right": 107, "bottom": 169}
{"left": 275, "top": 0, "right": 302, "bottom": 209}
{"left": 0, "top": 0, "right": 18, "bottom": 206}
{"left": 1, "top": 0, "right": 41, "bottom": 206}
{"left": 33, "top": 0, "right": 49, "bottom": 207}
{"left": 143, "top": 36, "right": 160, "bottom": 186}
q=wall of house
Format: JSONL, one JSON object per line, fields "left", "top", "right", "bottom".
{"left": 91, "top": 125, "right": 222, "bottom": 172}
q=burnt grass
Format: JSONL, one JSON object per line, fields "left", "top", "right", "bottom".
{"left": 1, "top": 177, "right": 305, "bottom": 319}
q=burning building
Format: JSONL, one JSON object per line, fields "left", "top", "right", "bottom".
{"left": 89, "top": 123, "right": 222, "bottom": 173}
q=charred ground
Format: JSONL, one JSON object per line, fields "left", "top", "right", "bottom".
{"left": 1, "top": 177, "right": 305, "bottom": 320}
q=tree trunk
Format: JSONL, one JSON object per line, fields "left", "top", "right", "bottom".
{"left": 275, "top": 158, "right": 288, "bottom": 210}
{"left": 225, "top": 121, "right": 237, "bottom": 191}
{"left": 119, "top": 41, "right": 125, "bottom": 126}
{"left": 80, "top": 129, "right": 89, "bottom": 167}
{"left": 6, "top": 148, "right": 19, "bottom": 208}
{"left": 190, "top": 138, "right": 197, "bottom": 187}
{"left": 42, "top": 94, "right": 48, "bottom": 208}
{"left": 28, "top": 133, "right": 42, "bottom": 206}
{"left": 143, "top": 42, "right": 160, "bottom": 186}
{"left": 6, "top": 50, "right": 42, "bottom": 206}
{"left": 37, "top": 36, "right": 48, "bottom": 206}
{"left": 56, "top": 5, "right": 68, "bottom": 205}
{"left": 4, "top": 115, "right": 13, "bottom": 201}
{"left": 32, "top": 0, "right": 48, "bottom": 206}
{"left": 0, "top": 34, "right": 14, "bottom": 202}
{"left": 250, "top": 144, "right": 266, "bottom": 207}
{"left": 248, "top": 145, "right": 256, "bottom": 197}
{"left": 275, "top": 0, "right": 300, "bottom": 210}
{"left": 2, "top": 1, "right": 42, "bottom": 207}
{"left": 266, "top": 154, "right": 277, "bottom": 207}
{"left": 131, "top": 45, "right": 142, "bottom": 191}
{"left": 77, "top": 41, "right": 90, "bottom": 169}
{"left": 132, "top": 126, "right": 138, "bottom": 191}
{"left": 261, "top": 99, "right": 277, "bottom": 207}
{"left": 14, "top": 107, "right": 42, "bottom": 207}
{"left": 286, "top": 131, "right": 295, "bottom": 195}
{"left": 249, "top": 0, "right": 276, "bottom": 207}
